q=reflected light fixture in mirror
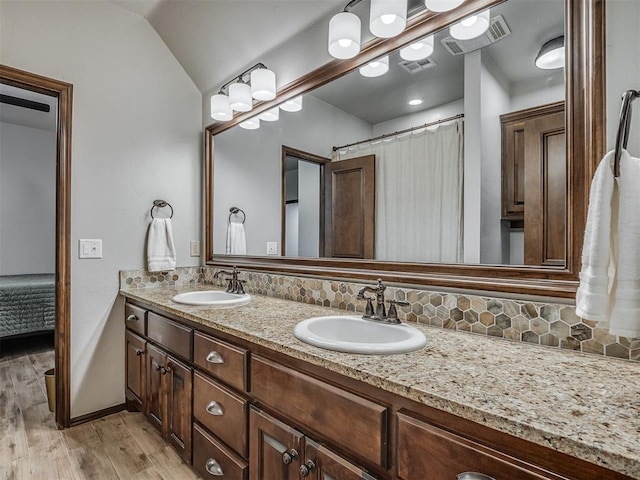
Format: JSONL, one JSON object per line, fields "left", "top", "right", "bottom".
{"left": 359, "top": 55, "right": 389, "bottom": 77}
{"left": 408, "top": 98, "right": 423, "bottom": 106}
{"left": 328, "top": 10, "right": 362, "bottom": 59}
{"left": 280, "top": 95, "right": 303, "bottom": 112}
{"left": 400, "top": 34, "right": 434, "bottom": 61}
{"left": 210, "top": 93, "right": 232, "bottom": 121}
{"left": 239, "top": 117, "right": 260, "bottom": 130}
{"left": 250, "top": 68, "right": 277, "bottom": 101}
{"left": 450, "top": 9, "right": 491, "bottom": 40}
{"left": 229, "top": 82, "right": 253, "bottom": 112}
{"left": 370, "top": 0, "right": 407, "bottom": 38}
{"left": 424, "top": 0, "right": 465, "bottom": 12}
{"left": 259, "top": 106, "right": 280, "bottom": 121}
{"left": 535, "top": 36, "right": 565, "bottom": 69}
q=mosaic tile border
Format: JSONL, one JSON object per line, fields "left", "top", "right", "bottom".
{"left": 202, "top": 268, "right": 639, "bottom": 362}
{"left": 119, "top": 267, "right": 203, "bottom": 290}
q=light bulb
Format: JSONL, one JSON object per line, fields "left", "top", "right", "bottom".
{"left": 380, "top": 14, "right": 397, "bottom": 24}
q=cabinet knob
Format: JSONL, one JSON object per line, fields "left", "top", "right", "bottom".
{"left": 154, "top": 363, "right": 163, "bottom": 371}
{"left": 206, "top": 401, "right": 224, "bottom": 416}
{"left": 205, "top": 458, "right": 224, "bottom": 476}
{"left": 299, "top": 460, "right": 316, "bottom": 477}
{"left": 135, "top": 349, "right": 143, "bottom": 356}
{"left": 457, "top": 473, "right": 495, "bottom": 480}
{"left": 281, "top": 449, "right": 298, "bottom": 465}
{"left": 126, "top": 314, "right": 138, "bottom": 322}
{"left": 206, "top": 351, "right": 224, "bottom": 364}
{"left": 161, "top": 366, "right": 171, "bottom": 375}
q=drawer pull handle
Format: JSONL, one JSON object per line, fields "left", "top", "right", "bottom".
{"left": 205, "top": 458, "right": 223, "bottom": 476}
{"left": 299, "top": 460, "right": 316, "bottom": 477}
{"left": 457, "top": 473, "right": 495, "bottom": 480}
{"left": 126, "top": 314, "right": 139, "bottom": 322}
{"left": 135, "top": 349, "right": 143, "bottom": 356}
{"left": 206, "top": 401, "right": 224, "bottom": 416}
{"left": 282, "top": 449, "right": 298, "bottom": 465}
{"left": 206, "top": 351, "right": 224, "bottom": 364}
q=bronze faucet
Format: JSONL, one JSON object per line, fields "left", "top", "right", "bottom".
{"left": 213, "top": 266, "right": 245, "bottom": 294}
{"left": 356, "top": 279, "right": 409, "bottom": 324}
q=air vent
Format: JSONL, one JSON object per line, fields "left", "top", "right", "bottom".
{"left": 398, "top": 57, "right": 438, "bottom": 74}
{"left": 441, "top": 15, "right": 511, "bottom": 56}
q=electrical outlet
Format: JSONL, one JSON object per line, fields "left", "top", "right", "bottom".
{"left": 190, "top": 241, "right": 200, "bottom": 257}
{"left": 78, "top": 239, "right": 102, "bottom": 259}
{"left": 266, "top": 242, "right": 278, "bottom": 255}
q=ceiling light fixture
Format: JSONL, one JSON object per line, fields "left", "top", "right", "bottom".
{"left": 229, "top": 82, "right": 252, "bottom": 112}
{"left": 258, "top": 106, "right": 280, "bottom": 122}
{"left": 280, "top": 95, "right": 303, "bottom": 112}
{"left": 400, "top": 35, "right": 434, "bottom": 61}
{"left": 251, "top": 67, "right": 276, "bottom": 101}
{"left": 239, "top": 118, "right": 260, "bottom": 130}
{"left": 359, "top": 56, "right": 390, "bottom": 77}
{"left": 210, "top": 94, "right": 233, "bottom": 121}
{"left": 408, "top": 99, "right": 423, "bottom": 106}
{"left": 328, "top": 0, "right": 363, "bottom": 59}
{"left": 450, "top": 9, "right": 490, "bottom": 40}
{"left": 535, "top": 36, "right": 565, "bottom": 70}
{"left": 424, "top": 0, "right": 465, "bottom": 12}
{"left": 370, "top": 0, "right": 407, "bottom": 38}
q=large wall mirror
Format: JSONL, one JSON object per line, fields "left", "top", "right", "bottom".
{"left": 205, "top": 0, "right": 604, "bottom": 298}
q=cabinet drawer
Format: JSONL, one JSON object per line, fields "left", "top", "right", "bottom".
{"left": 193, "top": 423, "right": 248, "bottom": 480}
{"left": 125, "top": 303, "right": 146, "bottom": 336}
{"left": 194, "top": 371, "right": 248, "bottom": 458}
{"left": 194, "top": 332, "right": 247, "bottom": 392}
{"left": 250, "top": 355, "right": 388, "bottom": 468}
{"left": 397, "top": 411, "right": 559, "bottom": 480}
{"left": 147, "top": 312, "right": 192, "bottom": 360}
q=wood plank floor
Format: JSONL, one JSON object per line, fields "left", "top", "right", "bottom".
{"left": 0, "top": 336, "right": 202, "bottom": 479}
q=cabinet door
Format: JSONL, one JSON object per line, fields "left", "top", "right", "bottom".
{"left": 125, "top": 330, "right": 146, "bottom": 411}
{"left": 147, "top": 343, "right": 167, "bottom": 434}
{"left": 249, "top": 407, "right": 303, "bottom": 480}
{"left": 303, "top": 438, "right": 378, "bottom": 480}
{"left": 166, "top": 354, "right": 193, "bottom": 464}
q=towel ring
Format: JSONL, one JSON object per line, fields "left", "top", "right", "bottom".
{"left": 613, "top": 89, "right": 640, "bottom": 177}
{"left": 151, "top": 199, "right": 173, "bottom": 219}
{"left": 228, "top": 207, "right": 246, "bottom": 224}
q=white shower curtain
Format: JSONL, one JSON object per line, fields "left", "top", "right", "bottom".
{"left": 335, "top": 120, "right": 464, "bottom": 263}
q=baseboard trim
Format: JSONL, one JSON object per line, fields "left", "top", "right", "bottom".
{"left": 69, "top": 403, "right": 126, "bottom": 427}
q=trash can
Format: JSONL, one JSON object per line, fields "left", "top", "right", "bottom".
{"left": 44, "top": 368, "right": 55, "bottom": 413}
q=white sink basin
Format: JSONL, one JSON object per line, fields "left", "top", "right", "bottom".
{"left": 172, "top": 290, "right": 251, "bottom": 307}
{"left": 294, "top": 315, "right": 427, "bottom": 355}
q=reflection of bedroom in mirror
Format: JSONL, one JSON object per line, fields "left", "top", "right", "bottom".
{"left": 212, "top": 0, "right": 567, "bottom": 268}
{"left": 0, "top": 82, "right": 57, "bottom": 412}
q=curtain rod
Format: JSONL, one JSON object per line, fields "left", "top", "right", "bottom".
{"left": 332, "top": 113, "right": 464, "bottom": 152}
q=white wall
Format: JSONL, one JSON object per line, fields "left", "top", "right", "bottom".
{"left": 0, "top": 122, "right": 57, "bottom": 275}
{"left": 213, "top": 94, "right": 371, "bottom": 256}
{"left": 297, "top": 161, "right": 320, "bottom": 258}
{"left": 0, "top": 0, "right": 202, "bottom": 417}
{"left": 372, "top": 99, "right": 464, "bottom": 137}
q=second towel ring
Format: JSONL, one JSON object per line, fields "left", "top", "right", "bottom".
{"left": 613, "top": 89, "right": 640, "bottom": 177}
{"left": 151, "top": 199, "right": 173, "bottom": 219}
{"left": 229, "top": 207, "right": 246, "bottom": 224}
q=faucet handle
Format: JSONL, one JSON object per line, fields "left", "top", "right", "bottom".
{"left": 386, "top": 299, "right": 409, "bottom": 322}
{"left": 236, "top": 280, "right": 246, "bottom": 295}
{"left": 225, "top": 279, "right": 234, "bottom": 293}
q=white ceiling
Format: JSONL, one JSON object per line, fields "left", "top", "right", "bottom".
{"left": 0, "top": 84, "right": 58, "bottom": 132}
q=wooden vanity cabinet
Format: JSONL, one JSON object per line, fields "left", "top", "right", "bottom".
{"left": 304, "top": 438, "right": 378, "bottom": 480}
{"left": 125, "top": 330, "right": 146, "bottom": 412}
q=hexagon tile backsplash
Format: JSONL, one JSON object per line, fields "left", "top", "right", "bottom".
{"left": 120, "top": 266, "right": 639, "bottom": 361}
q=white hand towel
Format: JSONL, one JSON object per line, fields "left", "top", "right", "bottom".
{"left": 576, "top": 149, "right": 640, "bottom": 338}
{"left": 226, "top": 222, "right": 247, "bottom": 255}
{"left": 147, "top": 218, "right": 176, "bottom": 272}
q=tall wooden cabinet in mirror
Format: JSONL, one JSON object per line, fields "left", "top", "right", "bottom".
{"left": 205, "top": 0, "right": 605, "bottom": 298}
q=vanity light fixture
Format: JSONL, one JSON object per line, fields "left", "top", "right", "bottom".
{"left": 239, "top": 117, "right": 260, "bottom": 130}
{"left": 408, "top": 99, "right": 423, "bottom": 106}
{"left": 210, "top": 93, "right": 233, "bottom": 121}
{"left": 450, "top": 9, "right": 490, "bottom": 40}
{"left": 280, "top": 95, "right": 303, "bottom": 112}
{"left": 229, "top": 82, "right": 253, "bottom": 112}
{"left": 359, "top": 55, "right": 390, "bottom": 77}
{"left": 258, "top": 106, "right": 280, "bottom": 122}
{"left": 400, "top": 35, "right": 434, "bottom": 61}
{"left": 424, "top": 0, "right": 465, "bottom": 12}
{"left": 535, "top": 36, "right": 565, "bottom": 70}
{"left": 250, "top": 67, "right": 276, "bottom": 101}
{"left": 370, "top": 0, "right": 407, "bottom": 38}
{"left": 328, "top": 1, "right": 363, "bottom": 59}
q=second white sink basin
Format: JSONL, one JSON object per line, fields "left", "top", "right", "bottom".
{"left": 294, "top": 315, "right": 427, "bottom": 355}
{"left": 172, "top": 290, "right": 251, "bottom": 307}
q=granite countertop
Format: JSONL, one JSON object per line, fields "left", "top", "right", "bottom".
{"left": 120, "top": 284, "right": 640, "bottom": 479}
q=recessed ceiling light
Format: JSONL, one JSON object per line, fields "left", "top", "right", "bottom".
{"left": 408, "top": 99, "right": 423, "bottom": 106}
{"left": 535, "top": 36, "right": 565, "bottom": 69}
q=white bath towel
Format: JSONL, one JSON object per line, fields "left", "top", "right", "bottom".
{"left": 576, "top": 149, "right": 640, "bottom": 337}
{"left": 147, "top": 218, "right": 176, "bottom": 272}
{"left": 226, "top": 222, "right": 247, "bottom": 255}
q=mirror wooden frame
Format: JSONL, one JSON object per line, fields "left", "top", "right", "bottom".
{"left": 204, "top": 0, "right": 605, "bottom": 299}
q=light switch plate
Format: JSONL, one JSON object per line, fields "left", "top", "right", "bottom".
{"left": 79, "top": 239, "right": 102, "bottom": 259}
{"left": 190, "top": 241, "right": 200, "bottom": 257}
{"left": 267, "top": 242, "right": 278, "bottom": 255}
